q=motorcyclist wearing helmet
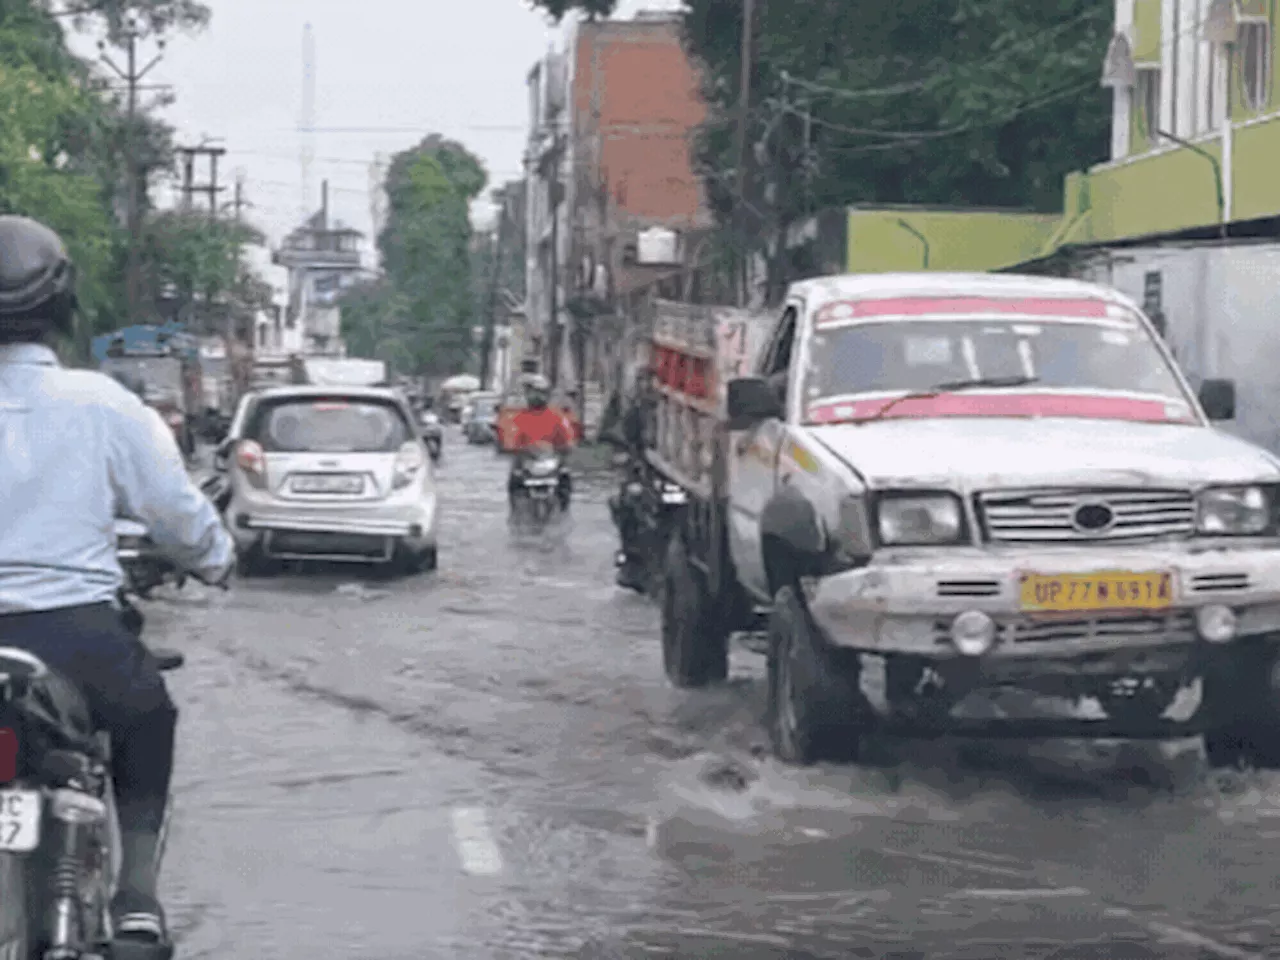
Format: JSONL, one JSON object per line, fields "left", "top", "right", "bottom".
{"left": 0, "top": 216, "right": 234, "bottom": 955}
{"left": 507, "top": 374, "right": 575, "bottom": 510}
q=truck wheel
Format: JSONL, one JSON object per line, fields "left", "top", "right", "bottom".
{"left": 660, "top": 536, "right": 728, "bottom": 687}
{"left": 767, "top": 586, "right": 865, "bottom": 765}
{"left": 1203, "top": 649, "right": 1280, "bottom": 769}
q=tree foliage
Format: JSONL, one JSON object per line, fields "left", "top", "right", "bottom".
{"left": 0, "top": 0, "right": 271, "bottom": 361}
{"left": 341, "top": 135, "right": 489, "bottom": 376}
{"left": 141, "top": 210, "right": 262, "bottom": 311}
{"left": 45, "top": 0, "right": 210, "bottom": 38}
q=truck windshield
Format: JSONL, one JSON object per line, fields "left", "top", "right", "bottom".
{"left": 803, "top": 317, "right": 1188, "bottom": 415}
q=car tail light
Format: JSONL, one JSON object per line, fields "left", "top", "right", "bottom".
{"left": 236, "top": 440, "right": 266, "bottom": 487}
{"left": 164, "top": 411, "right": 183, "bottom": 430}
{"left": 0, "top": 728, "right": 18, "bottom": 783}
{"left": 393, "top": 441, "right": 425, "bottom": 489}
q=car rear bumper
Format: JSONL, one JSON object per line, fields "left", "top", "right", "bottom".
{"left": 228, "top": 491, "right": 437, "bottom": 561}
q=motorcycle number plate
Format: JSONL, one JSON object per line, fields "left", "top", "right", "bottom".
{"left": 0, "top": 790, "right": 41, "bottom": 853}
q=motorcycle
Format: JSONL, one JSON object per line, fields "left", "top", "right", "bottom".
{"left": 612, "top": 452, "right": 686, "bottom": 596}
{"left": 418, "top": 411, "right": 443, "bottom": 463}
{"left": 0, "top": 594, "right": 184, "bottom": 960}
{"left": 511, "top": 446, "right": 567, "bottom": 532}
{"left": 115, "top": 520, "right": 184, "bottom": 600}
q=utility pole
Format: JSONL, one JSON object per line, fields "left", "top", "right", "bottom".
{"left": 733, "top": 0, "right": 756, "bottom": 306}
{"left": 176, "top": 143, "right": 227, "bottom": 212}
{"left": 545, "top": 134, "right": 565, "bottom": 387}
{"left": 480, "top": 192, "right": 509, "bottom": 390}
{"left": 99, "top": 24, "right": 165, "bottom": 320}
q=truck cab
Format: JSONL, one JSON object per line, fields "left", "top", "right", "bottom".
{"left": 656, "top": 272, "right": 1280, "bottom": 770}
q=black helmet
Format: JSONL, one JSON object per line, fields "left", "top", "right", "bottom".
{"left": 0, "top": 216, "right": 76, "bottom": 343}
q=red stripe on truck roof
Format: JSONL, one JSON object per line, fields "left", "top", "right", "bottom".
{"left": 815, "top": 296, "right": 1112, "bottom": 324}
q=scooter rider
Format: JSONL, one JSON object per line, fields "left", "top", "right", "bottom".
{"left": 601, "top": 369, "right": 656, "bottom": 590}
{"left": 507, "top": 374, "right": 575, "bottom": 510}
{"left": 0, "top": 216, "right": 235, "bottom": 957}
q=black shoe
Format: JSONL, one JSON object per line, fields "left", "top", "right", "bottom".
{"left": 110, "top": 890, "right": 172, "bottom": 960}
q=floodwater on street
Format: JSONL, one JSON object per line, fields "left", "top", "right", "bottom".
{"left": 140, "top": 431, "right": 1280, "bottom": 958}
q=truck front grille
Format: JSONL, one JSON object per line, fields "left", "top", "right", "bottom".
{"left": 978, "top": 487, "right": 1195, "bottom": 543}
{"left": 931, "top": 613, "right": 1195, "bottom": 646}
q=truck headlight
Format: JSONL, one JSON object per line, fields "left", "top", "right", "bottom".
{"left": 1196, "top": 485, "right": 1271, "bottom": 535}
{"left": 877, "top": 493, "right": 964, "bottom": 546}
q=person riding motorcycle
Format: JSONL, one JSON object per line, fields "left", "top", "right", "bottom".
{"left": 601, "top": 369, "right": 657, "bottom": 590}
{"left": 0, "top": 216, "right": 235, "bottom": 956}
{"left": 507, "top": 374, "right": 575, "bottom": 511}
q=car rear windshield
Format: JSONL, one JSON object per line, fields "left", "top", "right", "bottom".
{"left": 251, "top": 397, "right": 410, "bottom": 453}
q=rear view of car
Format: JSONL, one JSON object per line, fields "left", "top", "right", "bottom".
{"left": 224, "top": 387, "right": 438, "bottom": 575}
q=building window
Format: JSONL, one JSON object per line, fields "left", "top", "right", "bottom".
{"left": 1239, "top": 19, "right": 1270, "bottom": 112}
{"left": 1136, "top": 66, "right": 1162, "bottom": 138}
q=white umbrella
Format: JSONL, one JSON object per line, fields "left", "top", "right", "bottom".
{"left": 440, "top": 374, "right": 481, "bottom": 392}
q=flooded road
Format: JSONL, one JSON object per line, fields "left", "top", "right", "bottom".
{"left": 141, "top": 432, "right": 1280, "bottom": 958}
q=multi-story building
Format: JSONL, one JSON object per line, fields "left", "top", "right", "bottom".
{"left": 272, "top": 182, "right": 365, "bottom": 357}
{"left": 522, "top": 10, "right": 711, "bottom": 411}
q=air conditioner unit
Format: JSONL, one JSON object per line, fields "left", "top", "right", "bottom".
{"left": 636, "top": 227, "right": 682, "bottom": 265}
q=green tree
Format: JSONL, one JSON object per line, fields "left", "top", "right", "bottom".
{"left": 140, "top": 209, "right": 262, "bottom": 321}
{"left": 0, "top": 0, "right": 224, "bottom": 359}
{"left": 344, "top": 135, "right": 489, "bottom": 375}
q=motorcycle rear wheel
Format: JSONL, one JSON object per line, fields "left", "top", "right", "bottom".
{"left": 0, "top": 854, "right": 32, "bottom": 959}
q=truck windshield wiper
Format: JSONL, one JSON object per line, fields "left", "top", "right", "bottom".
{"left": 855, "top": 374, "right": 1040, "bottom": 425}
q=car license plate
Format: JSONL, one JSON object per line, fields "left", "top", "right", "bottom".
{"left": 0, "top": 790, "right": 41, "bottom": 853}
{"left": 1019, "top": 571, "right": 1174, "bottom": 613}
{"left": 291, "top": 474, "right": 363, "bottom": 494}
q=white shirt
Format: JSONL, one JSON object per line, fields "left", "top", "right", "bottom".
{"left": 0, "top": 343, "right": 234, "bottom": 614}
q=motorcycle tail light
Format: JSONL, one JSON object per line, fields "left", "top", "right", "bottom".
{"left": 0, "top": 728, "right": 18, "bottom": 783}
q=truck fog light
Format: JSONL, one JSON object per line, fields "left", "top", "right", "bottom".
{"left": 1196, "top": 604, "right": 1237, "bottom": 644}
{"left": 951, "top": 610, "right": 996, "bottom": 656}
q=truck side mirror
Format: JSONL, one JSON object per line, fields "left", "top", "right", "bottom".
{"left": 727, "top": 377, "right": 783, "bottom": 430}
{"left": 1198, "top": 378, "right": 1236, "bottom": 421}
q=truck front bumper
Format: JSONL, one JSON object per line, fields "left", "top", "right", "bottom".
{"left": 806, "top": 542, "right": 1280, "bottom": 666}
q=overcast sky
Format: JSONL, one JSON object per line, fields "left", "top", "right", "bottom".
{"left": 69, "top": 0, "right": 683, "bottom": 293}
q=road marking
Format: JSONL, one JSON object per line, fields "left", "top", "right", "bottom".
{"left": 450, "top": 806, "right": 504, "bottom": 876}
{"left": 947, "top": 886, "right": 1090, "bottom": 900}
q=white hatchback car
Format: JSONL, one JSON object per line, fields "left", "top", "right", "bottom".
{"left": 218, "top": 385, "right": 438, "bottom": 575}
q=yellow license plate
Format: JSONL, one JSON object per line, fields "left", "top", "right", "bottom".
{"left": 1019, "top": 571, "right": 1174, "bottom": 613}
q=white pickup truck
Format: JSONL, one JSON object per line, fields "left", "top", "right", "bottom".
{"left": 653, "top": 271, "right": 1280, "bottom": 768}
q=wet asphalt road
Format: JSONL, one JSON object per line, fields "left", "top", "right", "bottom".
{"left": 136, "top": 430, "right": 1280, "bottom": 959}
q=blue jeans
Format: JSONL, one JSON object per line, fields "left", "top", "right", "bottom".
{"left": 0, "top": 602, "right": 176, "bottom": 834}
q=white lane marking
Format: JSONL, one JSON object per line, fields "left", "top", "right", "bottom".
{"left": 947, "top": 886, "right": 1090, "bottom": 900}
{"left": 450, "top": 806, "right": 504, "bottom": 876}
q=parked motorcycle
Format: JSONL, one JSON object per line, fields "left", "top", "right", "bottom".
{"left": 0, "top": 597, "right": 184, "bottom": 960}
{"left": 511, "top": 446, "right": 568, "bottom": 532}
{"left": 114, "top": 519, "right": 183, "bottom": 599}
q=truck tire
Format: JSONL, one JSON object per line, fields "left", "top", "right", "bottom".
{"left": 660, "top": 535, "right": 729, "bottom": 687}
{"left": 766, "top": 585, "right": 865, "bottom": 765}
{"left": 1202, "top": 648, "right": 1280, "bottom": 769}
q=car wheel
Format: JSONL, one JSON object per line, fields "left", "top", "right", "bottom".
{"left": 766, "top": 585, "right": 866, "bottom": 765}
{"left": 1203, "top": 648, "right": 1280, "bottom": 769}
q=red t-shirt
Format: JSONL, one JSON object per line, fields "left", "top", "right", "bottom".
{"left": 511, "top": 408, "right": 575, "bottom": 451}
